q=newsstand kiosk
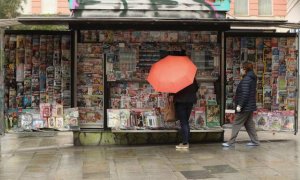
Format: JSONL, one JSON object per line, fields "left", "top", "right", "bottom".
{"left": 1, "top": 0, "right": 299, "bottom": 145}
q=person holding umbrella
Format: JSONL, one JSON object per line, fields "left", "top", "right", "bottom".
{"left": 172, "top": 78, "right": 199, "bottom": 149}
{"left": 147, "top": 55, "right": 199, "bottom": 149}
{"left": 222, "top": 62, "right": 260, "bottom": 147}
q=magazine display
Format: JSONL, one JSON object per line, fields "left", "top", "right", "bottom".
{"left": 226, "top": 36, "right": 297, "bottom": 131}
{"left": 3, "top": 34, "right": 72, "bottom": 129}
{"left": 77, "top": 43, "right": 104, "bottom": 128}
{"left": 79, "top": 30, "right": 220, "bottom": 81}
{"left": 87, "top": 30, "right": 221, "bottom": 130}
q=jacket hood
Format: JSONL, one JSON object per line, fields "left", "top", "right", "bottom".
{"left": 246, "top": 70, "right": 256, "bottom": 80}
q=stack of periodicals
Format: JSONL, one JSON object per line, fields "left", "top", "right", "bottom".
{"left": 225, "top": 36, "right": 297, "bottom": 131}
{"left": 107, "top": 108, "right": 167, "bottom": 130}
{"left": 4, "top": 34, "right": 72, "bottom": 128}
{"left": 77, "top": 43, "right": 104, "bottom": 128}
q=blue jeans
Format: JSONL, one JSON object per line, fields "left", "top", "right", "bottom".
{"left": 175, "top": 102, "right": 193, "bottom": 144}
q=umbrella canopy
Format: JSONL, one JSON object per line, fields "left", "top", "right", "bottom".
{"left": 147, "top": 55, "right": 197, "bottom": 93}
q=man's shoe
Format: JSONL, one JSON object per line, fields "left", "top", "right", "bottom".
{"left": 176, "top": 143, "right": 189, "bottom": 149}
{"left": 246, "top": 142, "right": 260, "bottom": 146}
{"left": 222, "top": 143, "right": 234, "bottom": 147}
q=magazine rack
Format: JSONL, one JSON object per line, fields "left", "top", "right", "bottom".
{"left": 224, "top": 32, "right": 299, "bottom": 134}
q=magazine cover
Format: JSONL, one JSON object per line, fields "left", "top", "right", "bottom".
{"left": 269, "top": 112, "right": 282, "bottom": 131}
{"left": 16, "top": 35, "right": 25, "bottom": 49}
{"left": 281, "top": 111, "right": 294, "bottom": 131}
{"left": 24, "top": 64, "right": 32, "bottom": 78}
{"left": 256, "top": 37, "right": 264, "bottom": 50}
{"left": 287, "top": 58, "right": 297, "bottom": 73}
{"left": 278, "top": 90, "right": 287, "bottom": 110}
{"left": 247, "top": 49, "right": 256, "bottom": 62}
{"left": 278, "top": 76, "right": 287, "bottom": 91}
{"left": 206, "top": 100, "right": 220, "bottom": 127}
{"left": 287, "top": 98, "right": 296, "bottom": 110}
{"left": 120, "top": 96, "right": 131, "bottom": 109}
{"left": 107, "top": 109, "right": 120, "bottom": 128}
{"left": 110, "top": 98, "right": 121, "bottom": 109}
{"left": 24, "top": 78, "right": 31, "bottom": 95}
{"left": 144, "top": 110, "right": 158, "bottom": 128}
{"left": 131, "top": 31, "right": 142, "bottom": 43}
{"left": 16, "top": 96, "right": 23, "bottom": 108}
{"left": 31, "top": 93, "right": 40, "bottom": 108}
{"left": 118, "top": 109, "right": 130, "bottom": 129}
{"left": 226, "top": 98, "right": 234, "bottom": 110}
{"left": 64, "top": 107, "right": 79, "bottom": 128}
{"left": 48, "top": 117, "right": 55, "bottom": 128}
{"left": 255, "top": 112, "right": 269, "bottom": 130}
{"left": 263, "top": 72, "right": 272, "bottom": 86}
{"left": 287, "top": 37, "right": 296, "bottom": 47}
{"left": 130, "top": 109, "right": 146, "bottom": 128}
{"left": 287, "top": 76, "right": 296, "bottom": 87}
{"left": 32, "top": 119, "right": 45, "bottom": 129}
{"left": 19, "top": 112, "right": 33, "bottom": 130}
{"left": 263, "top": 87, "right": 272, "bottom": 109}
{"left": 22, "top": 95, "right": 32, "bottom": 109}
{"left": 17, "top": 82, "right": 24, "bottom": 96}
{"left": 195, "top": 107, "right": 206, "bottom": 128}
{"left": 16, "top": 64, "right": 24, "bottom": 82}
{"left": 40, "top": 103, "right": 51, "bottom": 118}
{"left": 55, "top": 117, "right": 64, "bottom": 129}
{"left": 225, "top": 109, "right": 235, "bottom": 124}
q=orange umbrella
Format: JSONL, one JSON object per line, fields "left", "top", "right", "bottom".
{"left": 147, "top": 55, "right": 197, "bottom": 93}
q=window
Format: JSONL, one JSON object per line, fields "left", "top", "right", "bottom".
{"left": 234, "top": 0, "right": 248, "bottom": 16}
{"left": 20, "top": 0, "right": 32, "bottom": 15}
{"left": 259, "top": 0, "right": 272, "bottom": 16}
{"left": 41, "top": 0, "right": 57, "bottom": 14}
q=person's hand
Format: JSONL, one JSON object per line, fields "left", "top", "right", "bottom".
{"left": 168, "top": 95, "right": 174, "bottom": 102}
{"left": 236, "top": 105, "right": 241, "bottom": 112}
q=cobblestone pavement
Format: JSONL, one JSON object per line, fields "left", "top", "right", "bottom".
{"left": 0, "top": 130, "right": 299, "bottom": 180}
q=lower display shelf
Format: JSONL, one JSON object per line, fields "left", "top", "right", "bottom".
{"left": 111, "top": 128, "right": 224, "bottom": 133}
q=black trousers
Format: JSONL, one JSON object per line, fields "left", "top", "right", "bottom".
{"left": 175, "top": 102, "right": 193, "bottom": 144}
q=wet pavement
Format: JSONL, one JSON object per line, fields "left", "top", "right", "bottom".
{"left": 0, "top": 130, "right": 300, "bottom": 180}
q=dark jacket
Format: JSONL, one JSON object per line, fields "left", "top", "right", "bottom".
{"left": 235, "top": 70, "right": 257, "bottom": 112}
{"left": 174, "top": 79, "right": 199, "bottom": 103}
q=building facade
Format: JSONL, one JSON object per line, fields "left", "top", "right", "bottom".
{"left": 20, "top": 0, "right": 69, "bottom": 15}
{"left": 286, "top": 0, "right": 300, "bottom": 23}
{"left": 228, "top": 0, "right": 287, "bottom": 20}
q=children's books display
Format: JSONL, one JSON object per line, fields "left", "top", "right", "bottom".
{"left": 3, "top": 33, "right": 73, "bottom": 130}
{"left": 225, "top": 35, "right": 297, "bottom": 132}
